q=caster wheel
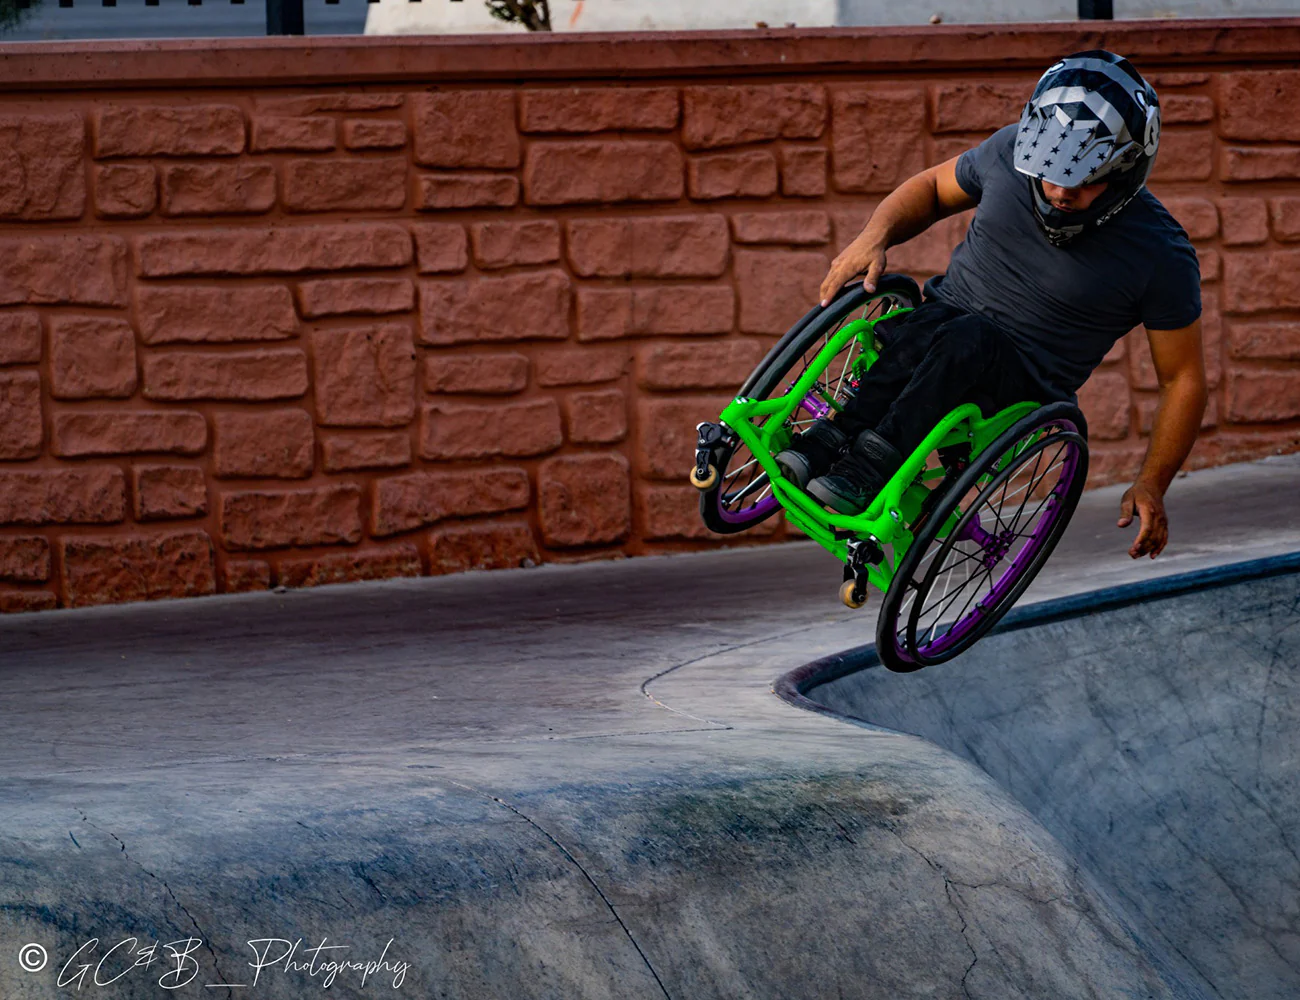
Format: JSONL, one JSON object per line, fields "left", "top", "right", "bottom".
{"left": 840, "top": 579, "right": 867, "bottom": 609}
{"left": 690, "top": 464, "right": 718, "bottom": 490}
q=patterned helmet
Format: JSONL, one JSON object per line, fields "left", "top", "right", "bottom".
{"left": 1014, "top": 50, "right": 1161, "bottom": 246}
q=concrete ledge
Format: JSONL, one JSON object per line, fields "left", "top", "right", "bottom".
{"left": 1, "top": 18, "right": 1299, "bottom": 90}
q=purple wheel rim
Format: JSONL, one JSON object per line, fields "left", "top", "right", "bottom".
{"left": 891, "top": 419, "right": 1084, "bottom": 663}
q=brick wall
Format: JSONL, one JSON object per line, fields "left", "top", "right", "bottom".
{"left": 1, "top": 22, "right": 1299, "bottom": 610}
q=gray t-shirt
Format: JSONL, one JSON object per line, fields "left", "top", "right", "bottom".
{"left": 934, "top": 124, "right": 1201, "bottom": 397}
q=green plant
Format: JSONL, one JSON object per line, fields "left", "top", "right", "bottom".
{"left": 0, "top": 0, "right": 41, "bottom": 33}
{"left": 485, "top": 0, "right": 551, "bottom": 31}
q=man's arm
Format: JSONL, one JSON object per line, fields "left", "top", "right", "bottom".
{"left": 1118, "top": 320, "right": 1208, "bottom": 559}
{"left": 819, "top": 156, "right": 978, "bottom": 305}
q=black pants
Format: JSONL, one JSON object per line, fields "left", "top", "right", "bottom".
{"left": 837, "top": 300, "right": 1064, "bottom": 457}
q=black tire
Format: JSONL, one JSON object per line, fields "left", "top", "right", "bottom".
{"left": 699, "top": 276, "right": 921, "bottom": 534}
{"left": 875, "top": 401, "right": 1089, "bottom": 672}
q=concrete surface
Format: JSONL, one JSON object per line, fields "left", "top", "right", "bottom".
{"left": 1, "top": 453, "right": 1298, "bottom": 998}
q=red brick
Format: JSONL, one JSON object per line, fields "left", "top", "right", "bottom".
{"left": 1163, "top": 197, "right": 1218, "bottom": 241}
{"left": 221, "top": 485, "right": 362, "bottom": 550}
{"left": 411, "top": 223, "right": 469, "bottom": 274}
{"left": 931, "top": 136, "right": 984, "bottom": 166}
{"left": 1219, "top": 72, "right": 1300, "bottom": 141}
{"left": 277, "top": 544, "right": 422, "bottom": 589}
{"left": 412, "top": 91, "right": 520, "bottom": 169}
{"left": 424, "top": 353, "right": 529, "bottom": 395}
{"left": 296, "top": 278, "right": 414, "bottom": 319}
{"left": 1128, "top": 329, "right": 1159, "bottom": 392}
{"left": 144, "top": 349, "right": 308, "bottom": 402}
{"left": 428, "top": 522, "right": 539, "bottom": 574}
{"left": 1270, "top": 198, "right": 1300, "bottom": 242}
{"left": 735, "top": 250, "right": 828, "bottom": 335}
{"left": 52, "top": 411, "right": 207, "bottom": 458}
{"left": 1188, "top": 431, "right": 1300, "bottom": 473}
{"left": 160, "top": 163, "right": 275, "bottom": 217}
{"left": 136, "top": 224, "right": 411, "bottom": 278}
{"left": 0, "top": 372, "right": 42, "bottom": 460}
{"left": 371, "top": 467, "right": 530, "bottom": 537}
{"left": 535, "top": 347, "right": 630, "bottom": 387}
{"left": 639, "top": 483, "right": 778, "bottom": 541}
{"left": 731, "top": 211, "right": 830, "bottom": 245}
{"left": 1221, "top": 147, "right": 1300, "bottom": 182}
{"left": 1086, "top": 444, "right": 1146, "bottom": 488}
{"left": 1228, "top": 321, "right": 1300, "bottom": 360}
{"left": 214, "top": 410, "right": 314, "bottom": 479}
{"left": 1076, "top": 369, "right": 1131, "bottom": 441}
{"left": 283, "top": 158, "right": 406, "bottom": 213}
{"left": 95, "top": 105, "right": 244, "bottom": 157}
{"left": 470, "top": 221, "right": 561, "bottom": 270}
{"left": 566, "top": 389, "right": 627, "bottom": 444}
{"left": 0, "top": 537, "right": 50, "bottom": 582}
{"left": 250, "top": 116, "right": 335, "bottom": 152}
{"left": 576, "top": 287, "right": 734, "bottom": 341}
{"left": 887, "top": 212, "right": 973, "bottom": 274}
{"left": 49, "top": 316, "right": 137, "bottom": 399}
{"left": 1102, "top": 337, "right": 1127, "bottom": 366}
{"left": 1201, "top": 288, "right": 1223, "bottom": 388}
{"left": 1162, "top": 95, "right": 1214, "bottom": 125}
{"left": 566, "top": 216, "right": 729, "bottom": 278}
{"left": 637, "top": 339, "right": 763, "bottom": 390}
{"left": 930, "top": 82, "right": 1031, "bottom": 133}
{"left": 1199, "top": 247, "right": 1222, "bottom": 283}
{"left": 342, "top": 119, "right": 407, "bottom": 150}
{"left": 418, "top": 271, "right": 570, "bottom": 345}
{"left": 415, "top": 174, "right": 520, "bottom": 210}
{"left": 258, "top": 94, "right": 404, "bottom": 115}
{"left": 688, "top": 151, "right": 778, "bottom": 200}
{"left": 832, "top": 88, "right": 927, "bottom": 193}
{"left": 0, "top": 312, "right": 41, "bottom": 365}
{"left": 1227, "top": 371, "right": 1300, "bottom": 422}
{"left": 520, "top": 87, "right": 679, "bottom": 133}
{"left": 0, "top": 590, "right": 57, "bottom": 613}
{"left": 321, "top": 431, "right": 411, "bottom": 472}
{"left": 1224, "top": 251, "right": 1300, "bottom": 313}
{"left": 524, "top": 141, "right": 684, "bottom": 206}
{"left": 681, "top": 85, "right": 826, "bottom": 150}
{"left": 313, "top": 324, "right": 416, "bottom": 427}
{"left": 0, "top": 114, "right": 84, "bottom": 220}
{"left": 222, "top": 559, "right": 271, "bottom": 593}
{"left": 419, "top": 399, "right": 562, "bottom": 459}
{"left": 637, "top": 396, "right": 731, "bottom": 480}
{"left": 538, "top": 453, "right": 631, "bottom": 547}
{"left": 1148, "top": 73, "right": 1210, "bottom": 88}
{"left": 61, "top": 531, "right": 216, "bottom": 607}
{"left": 0, "top": 235, "right": 127, "bottom": 307}
{"left": 1149, "top": 132, "right": 1212, "bottom": 183}
{"left": 0, "top": 468, "right": 125, "bottom": 525}
{"left": 781, "top": 147, "right": 828, "bottom": 198}
{"left": 1219, "top": 199, "right": 1269, "bottom": 247}
{"left": 136, "top": 287, "right": 295, "bottom": 348}
{"left": 133, "top": 465, "right": 207, "bottom": 521}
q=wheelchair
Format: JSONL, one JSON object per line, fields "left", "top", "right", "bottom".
{"left": 689, "top": 275, "right": 1089, "bottom": 673}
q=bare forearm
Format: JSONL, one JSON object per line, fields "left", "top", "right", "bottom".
{"left": 1138, "top": 375, "right": 1207, "bottom": 495}
{"left": 857, "top": 172, "right": 949, "bottom": 251}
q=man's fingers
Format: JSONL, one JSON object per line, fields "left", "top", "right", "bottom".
{"left": 861, "top": 256, "right": 885, "bottom": 294}
{"left": 819, "top": 261, "right": 850, "bottom": 306}
{"left": 1116, "top": 490, "right": 1135, "bottom": 527}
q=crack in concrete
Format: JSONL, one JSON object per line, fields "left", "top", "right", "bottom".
{"left": 75, "top": 807, "right": 234, "bottom": 1000}
{"left": 447, "top": 780, "right": 672, "bottom": 1000}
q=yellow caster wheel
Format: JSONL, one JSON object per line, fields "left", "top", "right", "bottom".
{"left": 840, "top": 579, "right": 867, "bottom": 609}
{"left": 689, "top": 464, "right": 718, "bottom": 490}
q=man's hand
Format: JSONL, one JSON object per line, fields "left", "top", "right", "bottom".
{"left": 820, "top": 238, "right": 887, "bottom": 306}
{"left": 1118, "top": 481, "right": 1168, "bottom": 559}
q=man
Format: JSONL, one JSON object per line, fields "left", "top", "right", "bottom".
{"left": 775, "top": 50, "right": 1206, "bottom": 560}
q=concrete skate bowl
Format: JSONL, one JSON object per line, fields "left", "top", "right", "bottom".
{"left": 780, "top": 554, "right": 1300, "bottom": 1000}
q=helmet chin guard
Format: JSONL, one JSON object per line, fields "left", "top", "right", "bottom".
{"left": 1014, "top": 50, "right": 1160, "bottom": 246}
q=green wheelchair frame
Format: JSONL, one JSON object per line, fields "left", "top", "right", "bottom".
{"left": 691, "top": 277, "right": 1089, "bottom": 671}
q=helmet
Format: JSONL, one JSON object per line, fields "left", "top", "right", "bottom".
{"left": 1014, "top": 50, "right": 1160, "bottom": 246}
